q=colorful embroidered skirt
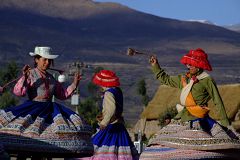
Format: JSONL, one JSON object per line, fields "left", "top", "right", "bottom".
{"left": 140, "top": 145, "right": 239, "bottom": 160}
{"left": 77, "top": 123, "right": 139, "bottom": 160}
{"left": 140, "top": 117, "right": 240, "bottom": 159}
{"left": 0, "top": 100, "right": 93, "bottom": 157}
{"left": 147, "top": 117, "right": 240, "bottom": 150}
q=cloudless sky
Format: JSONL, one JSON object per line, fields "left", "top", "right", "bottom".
{"left": 94, "top": 0, "right": 240, "bottom": 26}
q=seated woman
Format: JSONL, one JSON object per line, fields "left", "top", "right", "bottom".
{"left": 0, "top": 46, "right": 93, "bottom": 158}
{"left": 140, "top": 48, "right": 240, "bottom": 160}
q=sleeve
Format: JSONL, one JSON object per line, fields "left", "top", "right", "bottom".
{"left": 206, "top": 78, "right": 230, "bottom": 127}
{"left": 13, "top": 75, "right": 31, "bottom": 97}
{"left": 152, "top": 63, "right": 182, "bottom": 88}
{"left": 54, "top": 81, "right": 77, "bottom": 100}
{"left": 100, "top": 91, "right": 116, "bottom": 126}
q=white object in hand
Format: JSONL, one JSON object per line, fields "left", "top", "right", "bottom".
{"left": 58, "top": 74, "right": 66, "bottom": 83}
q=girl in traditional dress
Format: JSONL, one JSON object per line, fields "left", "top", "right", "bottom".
{"left": 140, "top": 48, "right": 240, "bottom": 160}
{"left": 81, "top": 70, "right": 138, "bottom": 160}
{"left": 0, "top": 46, "right": 93, "bottom": 158}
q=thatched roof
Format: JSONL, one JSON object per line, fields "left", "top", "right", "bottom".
{"left": 141, "top": 84, "right": 240, "bottom": 120}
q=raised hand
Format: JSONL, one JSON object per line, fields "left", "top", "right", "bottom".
{"left": 22, "top": 65, "right": 31, "bottom": 78}
{"left": 73, "top": 72, "right": 82, "bottom": 87}
{"left": 149, "top": 55, "right": 159, "bottom": 66}
{"left": 99, "top": 124, "right": 106, "bottom": 130}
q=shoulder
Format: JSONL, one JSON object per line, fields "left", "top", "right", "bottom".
{"left": 104, "top": 89, "right": 115, "bottom": 99}
{"left": 106, "top": 87, "right": 123, "bottom": 96}
{"left": 200, "top": 75, "right": 217, "bottom": 87}
{"left": 29, "top": 68, "right": 36, "bottom": 74}
{"left": 201, "top": 75, "right": 214, "bottom": 82}
{"left": 104, "top": 90, "right": 114, "bottom": 97}
{"left": 29, "top": 68, "right": 38, "bottom": 78}
{"left": 103, "top": 91, "right": 115, "bottom": 104}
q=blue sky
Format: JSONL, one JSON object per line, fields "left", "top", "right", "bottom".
{"left": 94, "top": 0, "right": 240, "bottom": 26}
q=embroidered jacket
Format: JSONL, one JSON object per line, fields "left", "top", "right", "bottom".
{"left": 13, "top": 68, "right": 77, "bottom": 102}
{"left": 152, "top": 64, "right": 230, "bottom": 127}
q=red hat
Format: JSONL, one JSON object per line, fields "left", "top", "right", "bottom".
{"left": 92, "top": 70, "right": 120, "bottom": 87}
{"left": 180, "top": 48, "right": 212, "bottom": 71}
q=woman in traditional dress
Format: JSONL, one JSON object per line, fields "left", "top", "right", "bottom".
{"left": 140, "top": 48, "right": 240, "bottom": 159}
{"left": 0, "top": 46, "right": 93, "bottom": 158}
{"left": 81, "top": 70, "right": 139, "bottom": 160}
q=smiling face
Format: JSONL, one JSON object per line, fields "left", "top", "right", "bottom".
{"left": 186, "top": 64, "right": 200, "bottom": 75}
{"left": 35, "top": 57, "right": 52, "bottom": 71}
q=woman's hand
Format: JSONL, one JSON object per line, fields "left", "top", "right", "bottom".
{"left": 73, "top": 72, "right": 82, "bottom": 86}
{"left": 99, "top": 124, "right": 106, "bottom": 130}
{"left": 22, "top": 65, "right": 31, "bottom": 78}
{"left": 149, "top": 55, "right": 159, "bottom": 66}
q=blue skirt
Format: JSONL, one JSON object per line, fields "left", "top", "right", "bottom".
{"left": 90, "top": 123, "right": 138, "bottom": 160}
{"left": 0, "top": 100, "right": 93, "bottom": 156}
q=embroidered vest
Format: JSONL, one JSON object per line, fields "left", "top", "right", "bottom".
{"left": 96, "top": 87, "right": 123, "bottom": 122}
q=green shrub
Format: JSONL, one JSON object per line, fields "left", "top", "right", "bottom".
{"left": 0, "top": 91, "right": 19, "bottom": 109}
{"left": 78, "top": 97, "right": 100, "bottom": 132}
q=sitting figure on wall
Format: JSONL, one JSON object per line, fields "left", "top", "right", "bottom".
{"left": 0, "top": 46, "right": 93, "bottom": 158}
{"left": 140, "top": 48, "right": 240, "bottom": 160}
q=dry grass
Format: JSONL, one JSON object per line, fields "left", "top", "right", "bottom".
{"left": 141, "top": 85, "right": 180, "bottom": 119}
{"left": 141, "top": 84, "right": 240, "bottom": 120}
{"left": 209, "top": 84, "right": 240, "bottom": 120}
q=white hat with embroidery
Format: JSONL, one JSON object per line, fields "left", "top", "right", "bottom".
{"left": 29, "top": 46, "right": 59, "bottom": 59}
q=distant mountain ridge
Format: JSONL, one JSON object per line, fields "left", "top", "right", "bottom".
{"left": 1, "top": 0, "right": 240, "bottom": 65}
{"left": 224, "top": 23, "right": 240, "bottom": 33}
{"left": 186, "top": 19, "right": 216, "bottom": 25}
{"left": 0, "top": 0, "right": 133, "bottom": 19}
{"left": 0, "top": 0, "right": 240, "bottom": 67}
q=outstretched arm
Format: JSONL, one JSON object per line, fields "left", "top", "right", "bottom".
{"left": 54, "top": 72, "right": 81, "bottom": 100}
{"left": 149, "top": 55, "right": 182, "bottom": 88}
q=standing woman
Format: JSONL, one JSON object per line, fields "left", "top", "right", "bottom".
{"left": 0, "top": 47, "right": 93, "bottom": 157}
{"left": 86, "top": 70, "right": 138, "bottom": 160}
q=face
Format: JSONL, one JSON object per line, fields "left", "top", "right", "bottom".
{"left": 35, "top": 57, "right": 52, "bottom": 71}
{"left": 186, "top": 64, "right": 199, "bottom": 75}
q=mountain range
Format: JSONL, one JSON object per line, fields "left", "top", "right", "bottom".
{"left": 224, "top": 23, "right": 240, "bottom": 33}
{"left": 1, "top": 0, "right": 240, "bottom": 65}
{"left": 1, "top": 0, "right": 240, "bottom": 125}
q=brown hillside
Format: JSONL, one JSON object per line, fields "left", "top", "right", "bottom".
{"left": 0, "top": 0, "right": 131, "bottom": 19}
{"left": 141, "top": 84, "right": 240, "bottom": 120}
